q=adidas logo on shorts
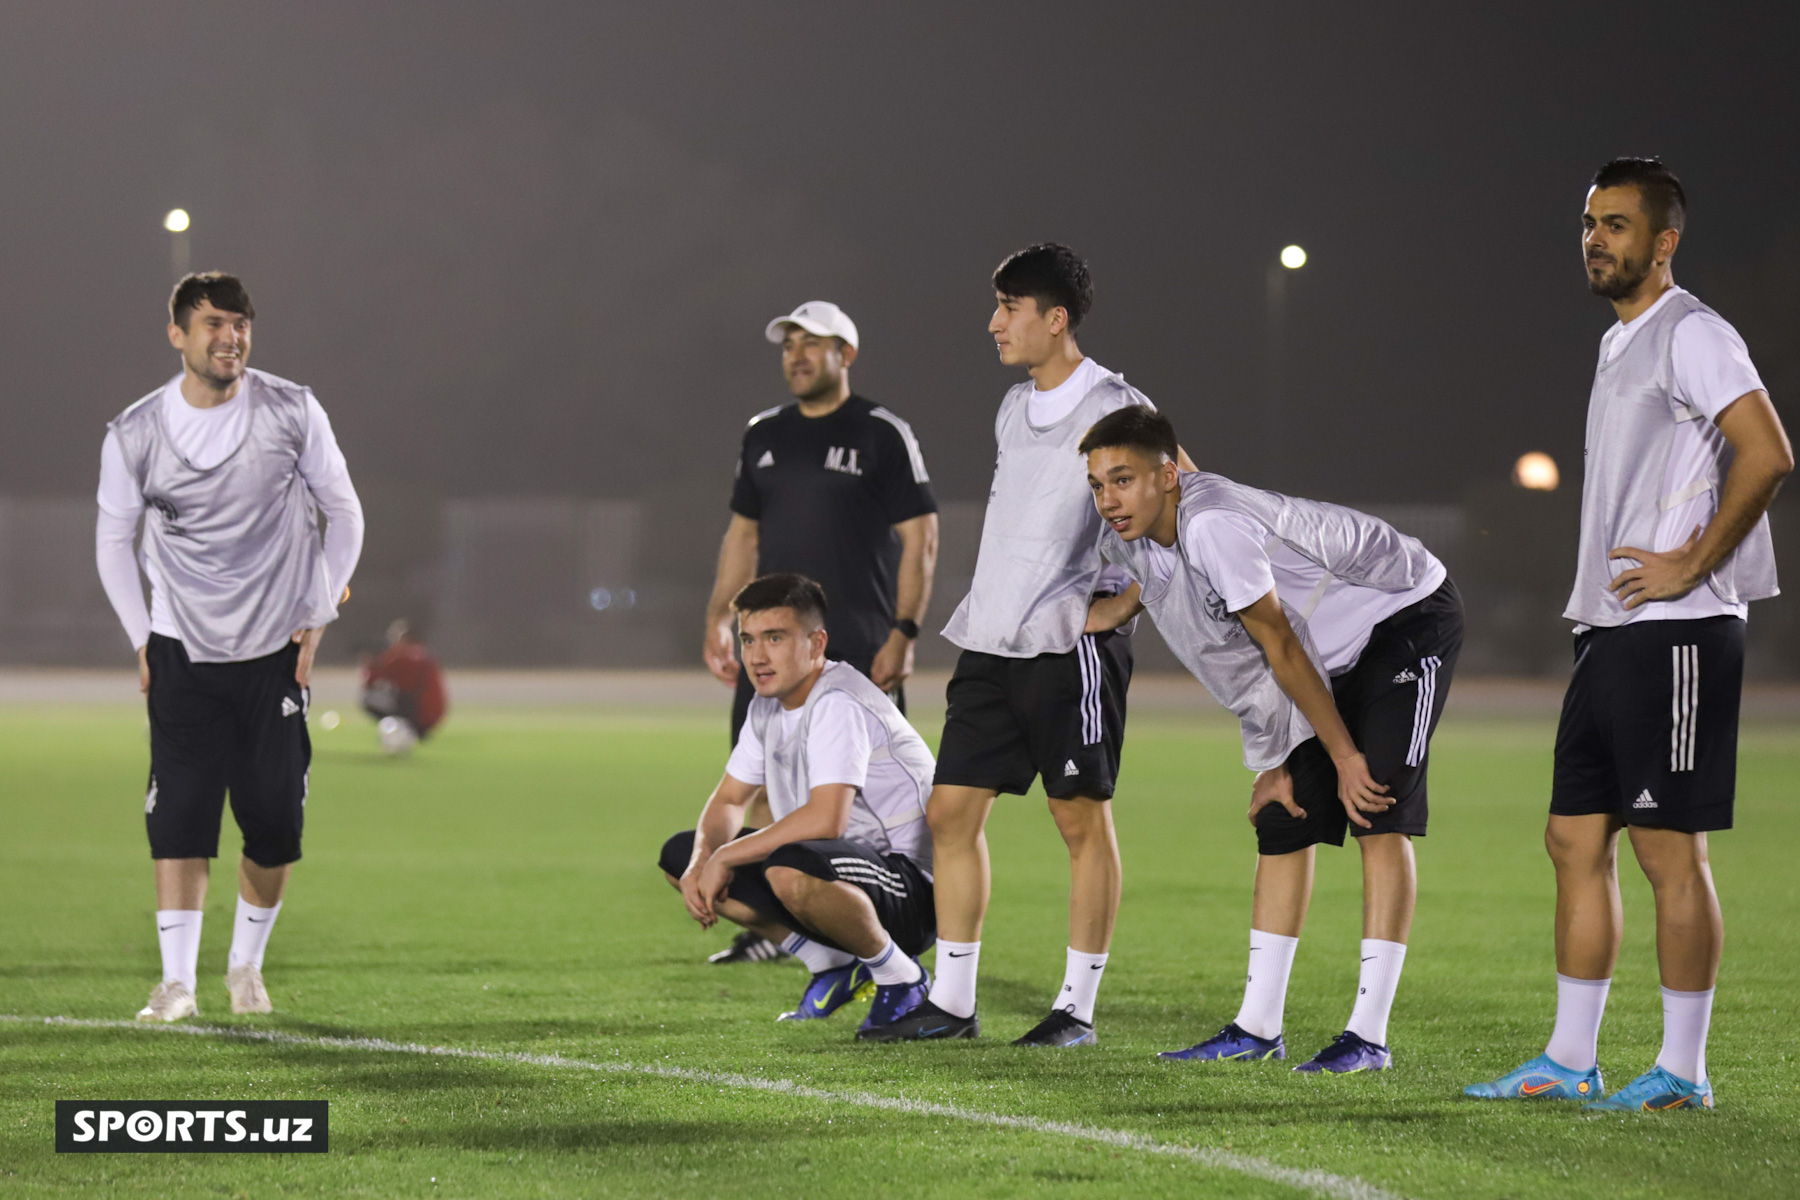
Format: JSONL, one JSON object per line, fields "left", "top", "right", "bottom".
{"left": 1632, "top": 789, "right": 1657, "bottom": 810}
{"left": 1392, "top": 667, "right": 1419, "bottom": 684}
{"left": 1064, "top": 760, "right": 1079, "bottom": 777}
{"left": 281, "top": 697, "right": 301, "bottom": 717}
{"left": 756, "top": 450, "right": 774, "bottom": 468}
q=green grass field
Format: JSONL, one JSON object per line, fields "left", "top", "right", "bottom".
{"left": 2, "top": 694, "right": 1797, "bottom": 1199}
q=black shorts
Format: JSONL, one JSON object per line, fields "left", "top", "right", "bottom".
{"left": 658, "top": 829, "right": 936, "bottom": 956}
{"left": 933, "top": 631, "right": 1132, "bottom": 801}
{"left": 1257, "top": 579, "right": 1463, "bottom": 855}
{"left": 731, "top": 648, "right": 901, "bottom": 745}
{"left": 144, "top": 633, "right": 311, "bottom": 867}
{"left": 1550, "top": 615, "right": 1743, "bottom": 833}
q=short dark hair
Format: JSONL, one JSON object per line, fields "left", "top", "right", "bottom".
{"left": 1592, "top": 157, "right": 1687, "bottom": 234}
{"left": 993, "top": 243, "right": 1093, "bottom": 332}
{"left": 732, "top": 573, "right": 828, "bottom": 630}
{"left": 169, "top": 272, "right": 255, "bottom": 329}
{"left": 1078, "top": 405, "right": 1179, "bottom": 464}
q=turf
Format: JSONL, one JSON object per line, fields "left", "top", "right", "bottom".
{"left": 1, "top": 697, "right": 1796, "bottom": 1198}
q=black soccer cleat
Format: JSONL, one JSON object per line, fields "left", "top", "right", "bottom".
{"left": 707, "top": 931, "right": 790, "bottom": 965}
{"left": 855, "top": 998, "right": 980, "bottom": 1042}
{"left": 1011, "top": 1009, "right": 1097, "bottom": 1048}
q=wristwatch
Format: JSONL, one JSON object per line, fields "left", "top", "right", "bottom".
{"left": 893, "top": 619, "right": 920, "bottom": 640}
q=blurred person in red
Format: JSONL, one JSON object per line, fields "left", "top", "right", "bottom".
{"left": 362, "top": 620, "right": 447, "bottom": 754}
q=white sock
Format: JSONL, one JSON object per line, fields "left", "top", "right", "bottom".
{"left": 228, "top": 896, "right": 282, "bottom": 971}
{"left": 1654, "top": 986, "right": 1714, "bottom": 1084}
{"left": 780, "top": 933, "right": 853, "bottom": 974}
{"left": 155, "top": 910, "right": 203, "bottom": 992}
{"left": 1233, "top": 929, "right": 1299, "bottom": 1040}
{"left": 1054, "top": 948, "right": 1108, "bottom": 1024}
{"left": 928, "top": 940, "right": 980, "bottom": 1018}
{"left": 1544, "top": 974, "right": 1611, "bottom": 1072}
{"left": 859, "top": 936, "right": 924, "bottom": 986}
{"left": 1344, "top": 938, "right": 1408, "bottom": 1047}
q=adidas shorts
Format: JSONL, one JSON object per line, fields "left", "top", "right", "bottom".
{"left": 1258, "top": 579, "right": 1463, "bottom": 855}
{"left": 143, "top": 634, "right": 311, "bottom": 867}
{"left": 1550, "top": 615, "right": 1743, "bottom": 833}
{"left": 932, "top": 630, "right": 1132, "bottom": 801}
{"left": 658, "top": 830, "right": 936, "bottom": 956}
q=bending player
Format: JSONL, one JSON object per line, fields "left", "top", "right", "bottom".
{"left": 1081, "top": 406, "right": 1462, "bottom": 1073}
{"left": 96, "top": 272, "right": 364, "bottom": 1021}
{"left": 863, "top": 244, "right": 1192, "bottom": 1047}
{"left": 658, "top": 574, "right": 938, "bottom": 1034}
{"left": 1467, "top": 159, "right": 1789, "bottom": 1111}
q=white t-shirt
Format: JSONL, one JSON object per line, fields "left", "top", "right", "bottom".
{"left": 1595, "top": 286, "right": 1765, "bottom": 625}
{"left": 94, "top": 376, "right": 364, "bottom": 649}
{"left": 1027, "top": 357, "right": 1108, "bottom": 428}
{"left": 1142, "top": 509, "right": 1446, "bottom": 675}
{"left": 724, "top": 688, "right": 930, "bottom": 863}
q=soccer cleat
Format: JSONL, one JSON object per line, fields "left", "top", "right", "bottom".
{"left": 136, "top": 980, "right": 197, "bottom": 1022}
{"left": 1581, "top": 1065, "right": 1715, "bottom": 1112}
{"left": 1159, "top": 1022, "right": 1286, "bottom": 1062}
{"left": 776, "top": 962, "right": 872, "bottom": 1022}
{"left": 709, "top": 930, "right": 790, "bottom": 964}
{"left": 1293, "top": 1030, "right": 1391, "bottom": 1074}
{"left": 226, "top": 964, "right": 273, "bottom": 1015}
{"left": 858, "top": 966, "right": 931, "bottom": 1035}
{"left": 854, "top": 998, "right": 980, "bottom": 1042}
{"left": 1012, "top": 1009, "right": 1097, "bottom": 1047}
{"left": 1463, "top": 1053, "right": 1602, "bottom": 1101}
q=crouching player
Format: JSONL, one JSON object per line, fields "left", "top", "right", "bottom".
{"left": 658, "top": 574, "right": 938, "bottom": 1033}
{"left": 1082, "top": 407, "right": 1463, "bottom": 1073}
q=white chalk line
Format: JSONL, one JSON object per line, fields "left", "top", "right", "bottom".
{"left": 2, "top": 1013, "right": 1406, "bottom": 1200}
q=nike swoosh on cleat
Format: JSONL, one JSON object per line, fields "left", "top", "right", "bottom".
{"left": 811, "top": 984, "right": 841, "bottom": 1011}
{"left": 921, "top": 1025, "right": 949, "bottom": 1036}
{"left": 1518, "top": 1080, "right": 1560, "bottom": 1096}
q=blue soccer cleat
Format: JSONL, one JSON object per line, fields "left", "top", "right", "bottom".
{"left": 859, "top": 966, "right": 931, "bottom": 1034}
{"left": 777, "top": 962, "right": 872, "bottom": 1022}
{"left": 1582, "top": 1065, "right": 1715, "bottom": 1113}
{"left": 1463, "top": 1053, "right": 1603, "bottom": 1101}
{"left": 1159, "top": 1022, "right": 1286, "bottom": 1062}
{"left": 1293, "top": 1030, "right": 1391, "bottom": 1074}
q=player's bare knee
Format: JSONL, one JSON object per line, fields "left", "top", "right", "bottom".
{"left": 1545, "top": 817, "right": 1614, "bottom": 875}
{"left": 1047, "top": 796, "right": 1111, "bottom": 850}
{"left": 765, "top": 865, "right": 812, "bottom": 904}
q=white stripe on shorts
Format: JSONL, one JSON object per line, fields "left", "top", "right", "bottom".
{"left": 1404, "top": 656, "right": 1441, "bottom": 768}
{"left": 1078, "top": 635, "right": 1102, "bottom": 746}
{"left": 1670, "top": 644, "right": 1698, "bottom": 773}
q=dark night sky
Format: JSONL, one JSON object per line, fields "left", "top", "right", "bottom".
{"left": 2, "top": 3, "right": 1796, "bottom": 512}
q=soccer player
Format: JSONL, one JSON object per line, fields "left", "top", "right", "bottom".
{"left": 95, "top": 272, "right": 364, "bottom": 1021}
{"left": 1080, "top": 406, "right": 1462, "bottom": 1073}
{"left": 659, "top": 575, "right": 937, "bottom": 1033}
{"left": 700, "top": 300, "right": 939, "bottom": 965}
{"left": 361, "top": 619, "right": 448, "bottom": 755}
{"left": 863, "top": 244, "right": 1185, "bottom": 1047}
{"left": 1466, "top": 159, "right": 1790, "bottom": 1112}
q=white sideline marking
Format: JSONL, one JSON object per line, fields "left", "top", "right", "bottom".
{"left": 3, "top": 1014, "right": 1404, "bottom": 1200}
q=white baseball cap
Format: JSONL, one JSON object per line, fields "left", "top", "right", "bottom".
{"left": 764, "top": 300, "right": 859, "bottom": 350}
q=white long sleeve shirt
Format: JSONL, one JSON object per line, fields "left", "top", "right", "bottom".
{"left": 95, "top": 376, "right": 365, "bottom": 651}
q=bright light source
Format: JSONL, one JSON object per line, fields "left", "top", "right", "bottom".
{"left": 163, "top": 208, "right": 191, "bottom": 233}
{"left": 1280, "top": 244, "right": 1307, "bottom": 270}
{"left": 320, "top": 710, "right": 341, "bottom": 730}
{"left": 1513, "top": 451, "right": 1560, "bottom": 491}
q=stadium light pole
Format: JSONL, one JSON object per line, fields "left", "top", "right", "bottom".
{"left": 1264, "top": 245, "right": 1306, "bottom": 487}
{"left": 164, "top": 208, "right": 191, "bottom": 281}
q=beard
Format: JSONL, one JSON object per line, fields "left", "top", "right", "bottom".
{"left": 1586, "top": 247, "right": 1653, "bottom": 300}
{"left": 788, "top": 368, "right": 840, "bottom": 402}
{"left": 187, "top": 349, "right": 245, "bottom": 387}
